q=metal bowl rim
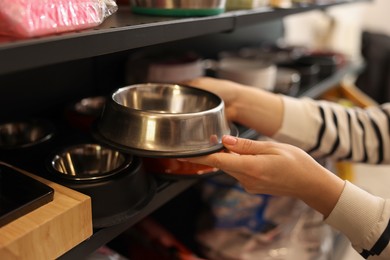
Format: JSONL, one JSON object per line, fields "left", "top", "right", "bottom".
{"left": 110, "top": 83, "right": 225, "bottom": 116}
{"left": 48, "top": 143, "right": 133, "bottom": 181}
{"left": 0, "top": 119, "right": 55, "bottom": 150}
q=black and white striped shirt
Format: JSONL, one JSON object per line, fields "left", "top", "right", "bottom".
{"left": 273, "top": 96, "right": 390, "bottom": 259}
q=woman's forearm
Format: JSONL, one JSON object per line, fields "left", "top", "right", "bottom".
{"left": 185, "top": 77, "right": 284, "bottom": 136}
{"left": 232, "top": 87, "right": 284, "bottom": 136}
{"left": 300, "top": 166, "right": 345, "bottom": 218}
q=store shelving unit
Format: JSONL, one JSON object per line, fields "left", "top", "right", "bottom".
{"left": 0, "top": 1, "right": 370, "bottom": 259}
{"left": 0, "top": 1, "right": 369, "bottom": 75}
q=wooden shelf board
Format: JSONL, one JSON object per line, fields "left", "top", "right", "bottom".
{"left": 0, "top": 162, "right": 93, "bottom": 260}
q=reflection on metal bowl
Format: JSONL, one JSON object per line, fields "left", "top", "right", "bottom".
{"left": 96, "top": 83, "right": 234, "bottom": 158}
{"left": 51, "top": 143, "right": 130, "bottom": 181}
{"left": 48, "top": 143, "right": 156, "bottom": 228}
{"left": 0, "top": 119, "right": 54, "bottom": 149}
{"left": 143, "top": 157, "right": 219, "bottom": 177}
{"left": 0, "top": 119, "right": 56, "bottom": 169}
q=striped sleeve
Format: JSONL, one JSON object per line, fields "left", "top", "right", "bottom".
{"left": 272, "top": 96, "right": 390, "bottom": 164}
{"left": 325, "top": 181, "right": 390, "bottom": 259}
{"left": 273, "top": 96, "right": 390, "bottom": 258}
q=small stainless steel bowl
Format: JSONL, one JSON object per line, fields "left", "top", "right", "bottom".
{"left": 49, "top": 143, "right": 156, "bottom": 228}
{"left": 95, "top": 83, "right": 234, "bottom": 157}
{"left": 51, "top": 144, "right": 131, "bottom": 181}
{"left": 0, "top": 119, "right": 55, "bottom": 149}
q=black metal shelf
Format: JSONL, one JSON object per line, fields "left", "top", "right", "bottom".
{"left": 58, "top": 177, "right": 198, "bottom": 259}
{"left": 58, "top": 124, "right": 259, "bottom": 260}
{"left": 0, "top": 1, "right": 369, "bottom": 258}
{"left": 298, "top": 61, "right": 365, "bottom": 98}
{"left": 0, "top": 0, "right": 368, "bottom": 75}
{"left": 57, "top": 58, "right": 356, "bottom": 260}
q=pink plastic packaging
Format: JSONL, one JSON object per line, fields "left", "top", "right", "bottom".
{"left": 0, "top": 0, "right": 117, "bottom": 39}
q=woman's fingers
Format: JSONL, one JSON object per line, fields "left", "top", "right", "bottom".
{"left": 222, "top": 135, "right": 278, "bottom": 155}
{"left": 182, "top": 151, "right": 244, "bottom": 173}
{"left": 181, "top": 136, "right": 345, "bottom": 217}
{"left": 182, "top": 137, "right": 275, "bottom": 174}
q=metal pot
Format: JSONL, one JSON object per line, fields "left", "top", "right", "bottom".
{"left": 274, "top": 67, "right": 301, "bottom": 96}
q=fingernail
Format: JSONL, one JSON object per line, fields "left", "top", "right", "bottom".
{"left": 223, "top": 135, "right": 238, "bottom": 145}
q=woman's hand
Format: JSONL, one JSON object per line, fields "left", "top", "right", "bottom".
{"left": 185, "top": 77, "right": 284, "bottom": 136}
{"left": 181, "top": 135, "right": 345, "bottom": 217}
{"left": 184, "top": 77, "right": 242, "bottom": 122}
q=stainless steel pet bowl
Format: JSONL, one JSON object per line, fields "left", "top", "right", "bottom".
{"left": 49, "top": 143, "right": 156, "bottom": 228}
{"left": 50, "top": 144, "right": 130, "bottom": 181}
{"left": 95, "top": 83, "right": 236, "bottom": 157}
{"left": 0, "top": 119, "right": 55, "bottom": 149}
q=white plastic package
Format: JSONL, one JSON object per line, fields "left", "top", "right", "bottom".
{"left": 0, "top": 0, "right": 118, "bottom": 38}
